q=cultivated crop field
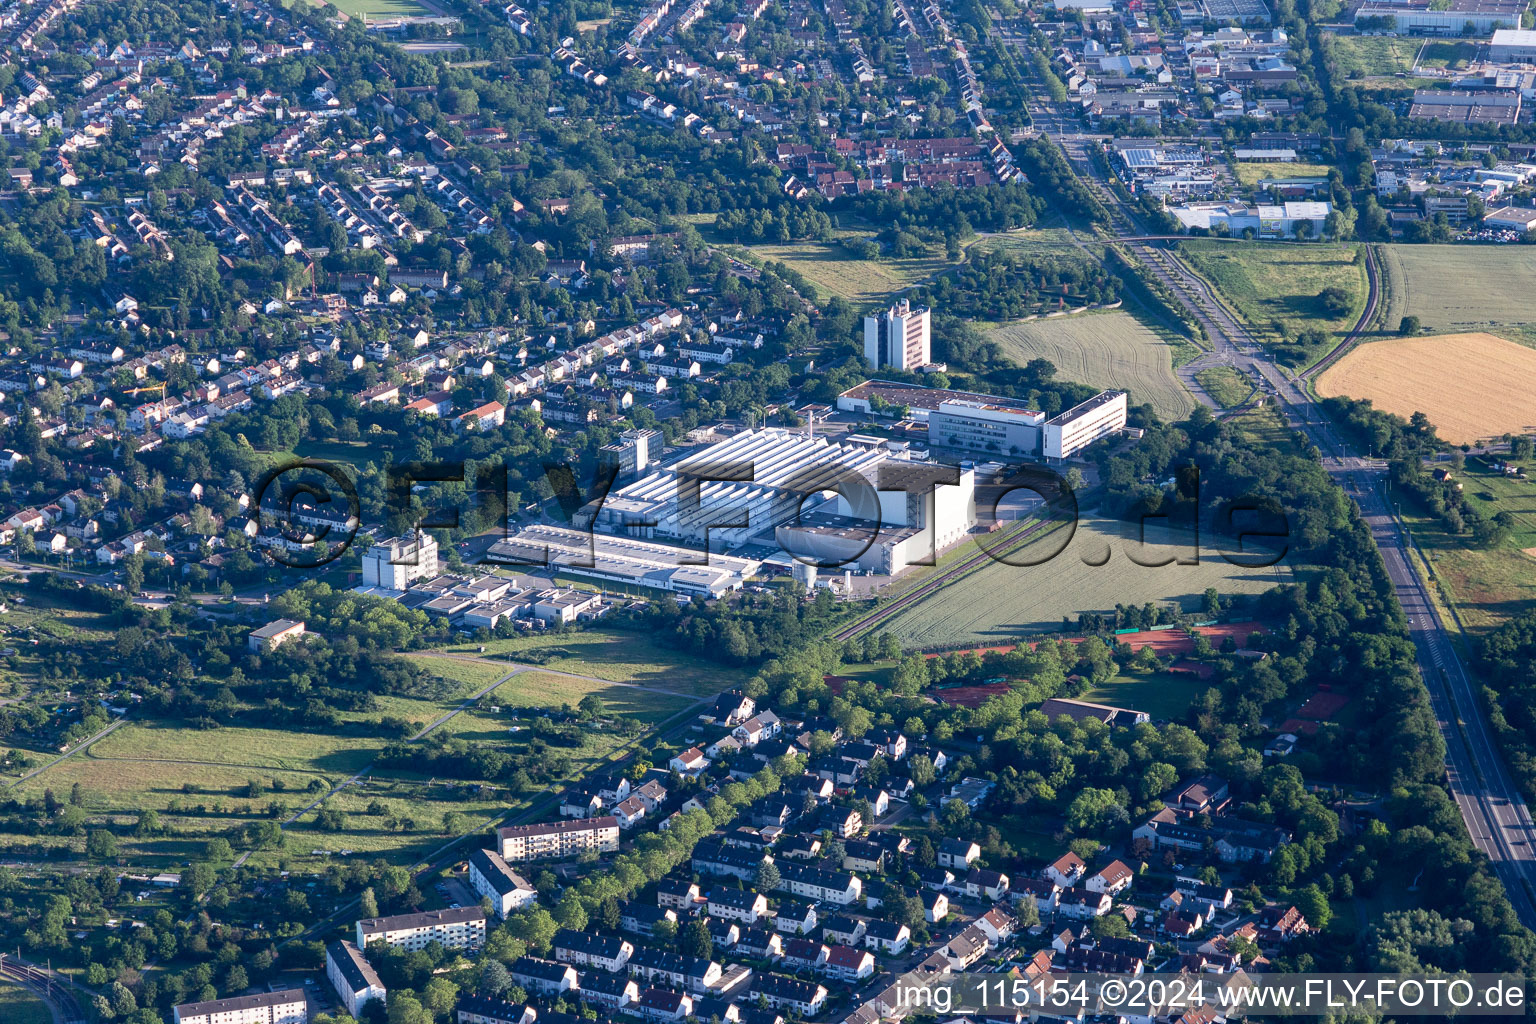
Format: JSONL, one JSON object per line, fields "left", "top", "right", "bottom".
{"left": 878, "top": 518, "right": 1295, "bottom": 648}
{"left": 988, "top": 311, "right": 1196, "bottom": 421}
{"left": 1180, "top": 240, "right": 1367, "bottom": 364}
{"left": 1378, "top": 245, "right": 1536, "bottom": 345}
{"left": 1316, "top": 332, "right": 1536, "bottom": 444}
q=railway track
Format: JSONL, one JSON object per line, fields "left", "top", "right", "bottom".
{"left": 0, "top": 956, "right": 86, "bottom": 1024}
{"left": 1305, "top": 242, "right": 1382, "bottom": 381}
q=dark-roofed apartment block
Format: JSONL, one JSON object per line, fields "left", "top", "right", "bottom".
{"left": 356, "top": 906, "right": 487, "bottom": 951}
{"left": 499, "top": 816, "right": 619, "bottom": 862}
{"left": 173, "top": 989, "right": 307, "bottom": 1024}
{"left": 327, "top": 939, "right": 385, "bottom": 1017}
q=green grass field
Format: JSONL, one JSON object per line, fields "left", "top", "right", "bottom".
{"left": 0, "top": 982, "right": 50, "bottom": 1024}
{"left": 10, "top": 662, "right": 692, "bottom": 866}
{"left": 877, "top": 518, "right": 1295, "bottom": 648}
{"left": 1325, "top": 34, "right": 1472, "bottom": 79}
{"left": 1378, "top": 245, "right": 1536, "bottom": 347}
{"left": 1403, "top": 459, "right": 1536, "bottom": 632}
{"left": 729, "top": 238, "right": 952, "bottom": 306}
{"left": 1084, "top": 669, "right": 1210, "bottom": 720}
{"left": 1234, "top": 162, "right": 1333, "bottom": 188}
{"left": 988, "top": 311, "right": 1196, "bottom": 421}
{"left": 431, "top": 628, "right": 749, "bottom": 696}
{"left": 1325, "top": 34, "right": 1420, "bottom": 76}
{"left": 323, "top": 0, "right": 431, "bottom": 19}
{"left": 87, "top": 722, "right": 378, "bottom": 775}
{"left": 1196, "top": 365, "right": 1256, "bottom": 408}
{"left": 1179, "top": 240, "right": 1368, "bottom": 365}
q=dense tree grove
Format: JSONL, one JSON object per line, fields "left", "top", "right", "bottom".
{"left": 1477, "top": 612, "right": 1536, "bottom": 801}
{"left": 909, "top": 249, "right": 1120, "bottom": 320}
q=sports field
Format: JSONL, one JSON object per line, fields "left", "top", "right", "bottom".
{"left": 1084, "top": 670, "right": 1210, "bottom": 721}
{"left": 1180, "top": 241, "right": 1367, "bottom": 364}
{"left": 1378, "top": 245, "right": 1536, "bottom": 346}
{"left": 877, "top": 518, "right": 1295, "bottom": 648}
{"left": 988, "top": 311, "right": 1196, "bottom": 421}
{"left": 324, "top": 0, "right": 431, "bottom": 18}
{"left": 1315, "top": 332, "right": 1536, "bottom": 444}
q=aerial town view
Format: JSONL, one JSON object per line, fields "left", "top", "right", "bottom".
{"left": 0, "top": 0, "right": 1534, "bottom": 1020}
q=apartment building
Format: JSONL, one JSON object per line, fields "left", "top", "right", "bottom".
{"left": 172, "top": 990, "right": 308, "bottom": 1024}
{"left": 356, "top": 907, "right": 487, "bottom": 951}
{"left": 498, "top": 816, "right": 620, "bottom": 862}
{"left": 468, "top": 847, "right": 538, "bottom": 918}
{"left": 327, "top": 940, "right": 386, "bottom": 1018}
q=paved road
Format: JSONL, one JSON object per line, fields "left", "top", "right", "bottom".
{"left": 1013, "top": 76, "right": 1536, "bottom": 926}
{"left": 5, "top": 718, "right": 128, "bottom": 789}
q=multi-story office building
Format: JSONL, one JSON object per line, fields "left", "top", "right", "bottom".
{"left": 929, "top": 399, "right": 1046, "bottom": 456}
{"left": 498, "top": 816, "right": 620, "bottom": 862}
{"left": 1042, "top": 391, "right": 1128, "bottom": 460}
{"left": 361, "top": 532, "right": 439, "bottom": 590}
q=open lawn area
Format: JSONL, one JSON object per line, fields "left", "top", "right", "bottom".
{"left": 988, "top": 311, "right": 1196, "bottom": 421}
{"left": 86, "top": 721, "right": 378, "bottom": 775}
{"left": 729, "top": 238, "right": 952, "bottom": 306}
{"left": 1234, "top": 162, "right": 1333, "bottom": 188}
{"left": 429, "top": 628, "right": 749, "bottom": 695}
{"left": 0, "top": 982, "right": 50, "bottom": 1024}
{"left": 1316, "top": 332, "right": 1536, "bottom": 444}
{"left": 1324, "top": 34, "right": 1419, "bottom": 76}
{"left": 1180, "top": 240, "right": 1368, "bottom": 366}
{"left": 1196, "top": 365, "right": 1256, "bottom": 408}
{"left": 877, "top": 518, "right": 1295, "bottom": 649}
{"left": 408, "top": 655, "right": 510, "bottom": 690}
{"left": 1378, "top": 245, "right": 1536, "bottom": 346}
{"left": 1402, "top": 458, "right": 1536, "bottom": 632}
{"left": 491, "top": 669, "right": 699, "bottom": 720}
{"left": 1083, "top": 669, "right": 1211, "bottom": 721}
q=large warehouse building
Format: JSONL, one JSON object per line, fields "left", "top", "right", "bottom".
{"left": 1355, "top": 0, "right": 1524, "bottom": 34}
{"left": 487, "top": 524, "right": 762, "bottom": 597}
{"left": 595, "top": 428, "right": 979, "bottom": 576}
{"left": 1490, "top": 27, "right": 1536, "bottom": 61}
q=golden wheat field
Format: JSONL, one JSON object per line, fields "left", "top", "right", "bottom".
{"left": 1315, "top": 332, "right": 1536, "bottom": 444}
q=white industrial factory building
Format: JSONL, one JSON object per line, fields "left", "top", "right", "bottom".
{"left": 584, "top": 428, "right": 980, "bottom": 577}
